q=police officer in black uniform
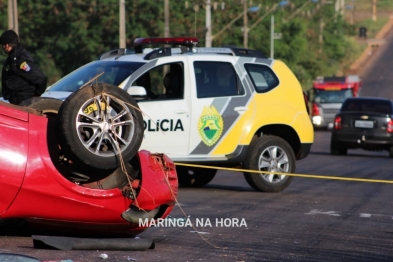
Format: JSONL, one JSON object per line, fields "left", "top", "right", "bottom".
{"left": 0, "top": 30, "right": 47, "bottom": 105}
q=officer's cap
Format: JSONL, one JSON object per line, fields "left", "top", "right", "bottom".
{"left": 0, "top": 30, "right": 19, "bottom": 45}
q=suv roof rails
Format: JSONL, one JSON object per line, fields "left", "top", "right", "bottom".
{"left": 144, "top": 47, "right": 172, "bottom": 60}
{"left": 195, "top": 47, "right": 267, "bottom": 58}
{"left": 141, "top": 46, "right": 267, "bottom": 61}
{"left": 97, "top": 48, "right": 135, "bottom": 60}
{"left": 230, "top": 47, "right": 267, "bottom": 58}
{"left": 132, "top": 37, "right": 267, "bottom": 60}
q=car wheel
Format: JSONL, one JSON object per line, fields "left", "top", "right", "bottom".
{"left": 57, "top": 83, "right": 144, "bottom": 170}
{"left": 389, "top": 146, "right": 393, "bottom": 158}
{"left": 19, "top": 97, "right": 62, "bottom": 117}
{"left": 243, "top": 135, "right": 295, "bottom": 192}
{"left": 330, "top": 139, "right": 347, "bottom": 155}
{"left": 176, "top": 166, "right": 217, "bottom": 187}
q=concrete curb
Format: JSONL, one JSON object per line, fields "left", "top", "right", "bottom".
{"left": 375, "top": 17, "right": 393, "bottom": 39}
{"left": 349, "top": 17, "right": 393, "bottom": 73}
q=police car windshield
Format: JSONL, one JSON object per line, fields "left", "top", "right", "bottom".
{"left": 48, "top": 61, "right": 144, "bottom": 92}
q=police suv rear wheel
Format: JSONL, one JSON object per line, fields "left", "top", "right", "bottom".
{"left": 177, "top": 166, "right": 217, "bottom": 187}
{"left": 243, "top": 135, "right": 295, "bottom": 192}
{"left": 57, "top": 83, "right": 144, "bottom": 170}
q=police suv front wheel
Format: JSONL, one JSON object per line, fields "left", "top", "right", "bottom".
{"left": 243, "top": 135, "right": 295, "bottom": 192}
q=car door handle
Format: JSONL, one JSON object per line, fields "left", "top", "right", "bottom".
{"left": 174, "top": 110, "right": 189, "bottom": 114}
{"left": 234, "top": 107, "right": 247, "bottom": 113}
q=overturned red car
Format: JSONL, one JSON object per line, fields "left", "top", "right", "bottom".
{"left": 0, "top": 83, "right": 178, "bottom": 237}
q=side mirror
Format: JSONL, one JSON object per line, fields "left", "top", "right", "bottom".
{"left": 127, "top": 86, "right": 149, "bottom": 101}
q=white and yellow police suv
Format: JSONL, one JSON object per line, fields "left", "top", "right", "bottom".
{"left": 42, "top": 37, "right": 314, "bottom": 192}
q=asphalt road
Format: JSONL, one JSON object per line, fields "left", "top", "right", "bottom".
{"left": 3, "top": 33, "right": 393, "bottom": 262}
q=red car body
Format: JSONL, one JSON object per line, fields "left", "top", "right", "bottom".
{"left": 0, "top": 102, "right": 178, "bottom": 237}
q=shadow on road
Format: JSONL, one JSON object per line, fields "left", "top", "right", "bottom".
{"left": 310, "top": 151, "right": 389, "bottom": 159}
{"left": 180, "top": 184, "right": 254, "bottom": 192}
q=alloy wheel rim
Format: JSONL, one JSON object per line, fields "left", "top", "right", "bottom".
{"left": 75, "top": 94, "right": 136, "bottom": 157}
{"left": 258, "top": 145, "right": 289, "bottom": 183}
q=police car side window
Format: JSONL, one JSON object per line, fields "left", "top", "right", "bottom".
{"left": 133, "top": 62, "right": 184, "bottom": 100}
{"left": 245, "top": 64, "right": 279, "bottom": 93}
{"left": 194, "top": 61, "right": 243, "bottom": 98}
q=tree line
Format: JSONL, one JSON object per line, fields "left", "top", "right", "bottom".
{"left": 0, "top": 0, "right": 362, "bottom": 89}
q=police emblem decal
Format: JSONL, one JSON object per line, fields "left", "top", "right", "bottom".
{"left": 198, "top": 105, "right": 224, "bottom": 146}
{"left": 20, "top": 61, "right": 31, "bottom": 72}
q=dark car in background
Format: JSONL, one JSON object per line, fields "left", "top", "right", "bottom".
{"left": 330, "top": 97, "right": 393, "bottom": 157}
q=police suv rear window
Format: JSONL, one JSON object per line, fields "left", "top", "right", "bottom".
{"left": 244, "top": 64, "right": 279, "bottom": 93}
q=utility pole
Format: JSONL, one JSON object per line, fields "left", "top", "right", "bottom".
{"left": 372, "top": 0, "right": 377, "bottom": 21}
{"left": 350, "top": 1, "right": 355, "bottom": 25}
{"left": 164, "top": 0, "right": 170, "bottom": 38}
{"left": 319, "top": 17, "right": 324, "bottom": 54}
{"left": 334, "top": 0, "right": 339, "bottom": 23}
{"left": 270, "top": 16, "right": 274, "bottom": 59}
{"left": 205, "top": 0, "right": 212, "bottom": 47}
{"left": 119, "top": 0, "right": 126, "bottom": 48}
{"left": 8, "top": 0, "right": 18, "bottom": 34}
{"left": 243, "top": 0, "right": 248, "bottom": 48}
{"left": 340, "top": 0, "right": 345, "bottom": 16}
{"left": 269, "top": 12, "right": 281, "bottom": 59}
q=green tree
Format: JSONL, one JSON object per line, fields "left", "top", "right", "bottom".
{"left": 0, "top": 0, "right": 376, "bottom": 91}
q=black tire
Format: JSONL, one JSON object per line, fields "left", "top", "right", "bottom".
{"left": 243, "top": 135, "right": 295, "bottom": 192}
{"left": 56, "top": 83, "right": 144, "bottom": 170}
{"left": 330, "top": 139, "right": 347, "bottom": 155}
{"left": 177, "top": 166, "right": 217, "bottom": 187}
{"left": 389, "top": 146, "right": 393, "bottom": 158}
{"left": 19, "top": 97, "right": 62, "bottom": 117}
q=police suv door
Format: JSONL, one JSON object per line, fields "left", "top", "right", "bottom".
{"left": 186, "top": 55, "right": 254, "bottom": 160}
{"left": 127, "top": 57, "right": 191, "bottom": 159}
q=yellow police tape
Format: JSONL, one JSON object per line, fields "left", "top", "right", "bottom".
{"left": 174, "top": 162, "right": 393, "bottom": 184}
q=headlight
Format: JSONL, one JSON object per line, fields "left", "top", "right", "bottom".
{"left": 312, "top": 116, "right": 322, "bottom": 125}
